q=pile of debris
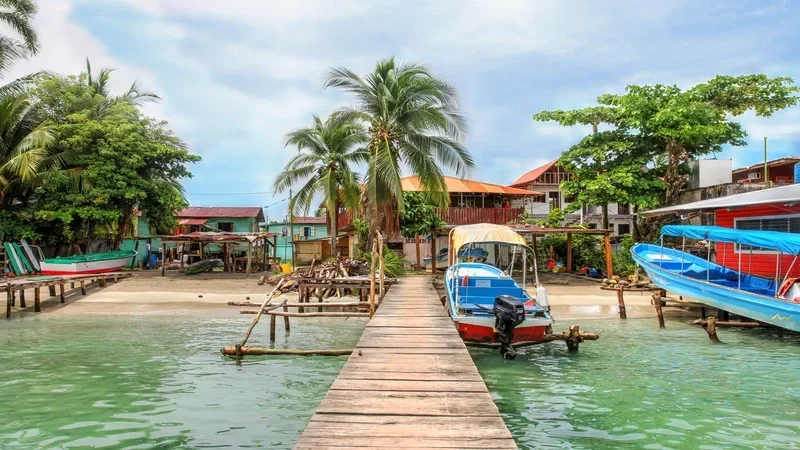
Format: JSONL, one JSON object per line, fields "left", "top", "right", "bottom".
{"left": 259, "top": 257, "right": 370, "bottom": 293}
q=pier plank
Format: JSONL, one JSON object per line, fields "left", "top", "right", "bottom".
{"left": 295, "top": 276, "right": 516, "bottom": 449}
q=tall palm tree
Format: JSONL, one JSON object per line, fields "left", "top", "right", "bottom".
{"left": 85, "top": 58, "right": 160, "bottom": 117}
{"left": 323, "top": 57, "right": 474, "bottom": 234}
{"left": 0, "top": 0, "right": 40, "bottom": 75}
{"left": 273, "top": 114, "right": 368, "bottom": 255}
{"left": 0, "top": 93, "right": 59, "bottom": 208}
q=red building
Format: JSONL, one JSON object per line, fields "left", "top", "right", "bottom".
{"left": 644, "top": 184, "right": 800, "bottom": 279}
{"left": 731, "top": 157, "right": 800, "bottom": 185}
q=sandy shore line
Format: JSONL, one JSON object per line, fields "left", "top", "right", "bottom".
{"left": 4, "top": 271, "right": 692, "bottom": 321}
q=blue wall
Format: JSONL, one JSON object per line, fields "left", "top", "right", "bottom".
{"left": 266, "top": 221, "right": 328, "bottom": 261}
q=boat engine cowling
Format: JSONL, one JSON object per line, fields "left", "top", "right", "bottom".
{"left": 493, "top": 295, "right": 525, "bottom": 359}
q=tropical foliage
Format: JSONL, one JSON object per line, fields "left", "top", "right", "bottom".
{"left": 323, "top": 57, "right": 474, "bottom": 235}
{"left": 534, "top": 75, "right": 800, "bottom": 210}
{"left": 399, "top": 191, "right": 444, "bottom": 239}
{"left": 0, "top": 0, "right": 39, "bottom": 75}
{"left": 274, "top": 114, "right": 368, "bottom": 254}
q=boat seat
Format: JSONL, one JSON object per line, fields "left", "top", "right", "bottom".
{"left": 458, "top": 277, "right": 517, "bottom": 288}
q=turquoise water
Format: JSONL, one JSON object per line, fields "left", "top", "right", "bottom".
{"left": 3, "top": 314, "right": 800, "bottom": 449}
{"left": 0, "top": 314, "right": 366, "bottom": 449}
{"left": 471, "top": 318, "right": 800, "bottom": 450}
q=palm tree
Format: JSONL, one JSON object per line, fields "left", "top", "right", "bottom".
{"left": 323, "top": 57, "right": 474, "bottom": 235}
{"left": 85, "top": 58, "right": 160, "bottom": 117}
{"left": 0, "top": 0, "right": 40, "bottom": 75}
{"left": 273, "top": 114, "right": 368, "bottom": 255}
{"left": 0, "top": 93, "right": 59, "bottom": 208}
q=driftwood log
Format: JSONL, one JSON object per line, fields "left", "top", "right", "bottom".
{"left": 220, "top": 347, "right": 352, "bottom": 357}
{"left": 240, "top": 310, "right": 370, "bottom": 318}
{"left": 691, "top": 318, "right": 765, "bottom": 328}
{"left": 228, "top": 300, "right": 367, "bottom": 308}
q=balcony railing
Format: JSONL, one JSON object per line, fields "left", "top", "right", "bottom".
{"left": 436, "top": 207, "right": 524, "bottom": 225}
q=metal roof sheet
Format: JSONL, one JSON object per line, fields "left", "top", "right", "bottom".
{"left": 178, "top": 207, "right": 265, "bottom": 221}
{"left": 641, "top": 183, "right": 800, "bottom": 217}
{"left": 401, "top": 175, "right": 540, "bottom": 196}
{"left": 509, "top": 159, "right": 559, "bottom": 187}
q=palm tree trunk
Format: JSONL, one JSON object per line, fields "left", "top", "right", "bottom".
{"left": 114, "top": 207, "right": 132, "bottom": 250}
{"left": 331, "top": 205, "right": 339, "bottom": 258}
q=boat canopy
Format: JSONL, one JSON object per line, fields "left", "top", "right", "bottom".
{"left": 450, "top": 223, "right": 527, "bottom": 253}
{"left": 661, "top": 225, "right": 800, "bottom": 255}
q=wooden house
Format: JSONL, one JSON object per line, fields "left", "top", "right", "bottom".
{"left": 266, "top": 216, "right": 329, "bottom": 262}
{"left": 732, "top": 157, "right": 800, "bottom": 185}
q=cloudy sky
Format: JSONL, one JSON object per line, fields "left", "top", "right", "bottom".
{"left": 9, "top": 0, "right": 800, "bottom": 219}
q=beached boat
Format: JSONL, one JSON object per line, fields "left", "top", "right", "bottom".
{"left": 40, "top": 250, "right": 136, "bottom": 276}
{"left": 444, "top": 224, "right": 554, "bottom": 356}
{"left": 632, "top": 225, "right": 800, "bottom": 332}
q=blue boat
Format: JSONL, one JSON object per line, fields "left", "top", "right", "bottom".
{"left": 632, "top": 225, "right": 800, "bottom": 331}
{"left": 423, "top": 247, "right": 489, "bottom": 269}
{"left": 443, "top": 224, "right": 554, "bottom": 355}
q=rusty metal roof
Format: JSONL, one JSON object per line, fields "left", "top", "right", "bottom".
{"left": 509, "top": 159, "right": 559, "bottom": 187}
{"left": 160, "top": 231, "right": 275, "bottom": 243}
{"left": 178, "top": 207, "right": 265, "bottom": 221}
{"left": 401, "top": 175, "right": 540, "bottom": 196}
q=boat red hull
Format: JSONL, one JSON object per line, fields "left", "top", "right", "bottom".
{"left": 455, "top": 320, "right": 550, "bottom": 343}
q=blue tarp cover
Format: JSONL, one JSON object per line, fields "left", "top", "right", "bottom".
{"left": 661, "top": 225, "right": 800, "bottom": 255}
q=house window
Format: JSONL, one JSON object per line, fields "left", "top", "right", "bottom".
{"left": 548, "top": 192, "right": 560, "bottom": 211}
{"left": 303, "top": 226, "right": 315, "bottom": 238}
{"left": 218, "top": 222, "right": 234, "bottom": 232}
{"left": 734, "top": 215, "right": 800, "bottom": 252}
{"left": 617, "top": 204, "right": 631, "bottom": 215}
{"left": 618, "top": 223, "right": 631, "bottom": 235}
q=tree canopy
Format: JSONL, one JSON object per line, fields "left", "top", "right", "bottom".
{"left": 323, "top": 57, "right": 474, "bottom": 235}
{"left": 534, "top": 74, "right": 799, "bottom": 207}
{"left": 399, "top": 191, "right": 444, "bottom": 239}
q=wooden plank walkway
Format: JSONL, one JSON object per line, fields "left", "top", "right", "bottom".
{"left": 295, "top": 275, "right": 517, "bottom": 449}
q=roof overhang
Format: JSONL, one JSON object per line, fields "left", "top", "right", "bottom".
{"left": 641, "top": 183, "right": 800, "bottom": 217}
{"left": 178, "top": 218, "right": 208, "bottom": 226}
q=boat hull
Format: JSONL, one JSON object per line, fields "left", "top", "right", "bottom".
{"left": 632, "top": 243, "right": 800, "bottom": 332}
{"left": 40, "top": 256, "right": 133, "bottom": 276}
{"left": 455, "top": 316, "right": 552, "bottom": 343}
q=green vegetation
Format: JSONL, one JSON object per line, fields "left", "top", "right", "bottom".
{"left": 274, "top": 114, "right": 368, "bottom": 256}
{"left": 399, "top": 192, "right": 444, "bottom": 239}
{"left": 534, "top": 75, "right": 800, "bottom": 222}
{"left": 322, "top": 57, "right": 474, "bottom": 236}
{"left": 0, "top": 49, "right": 197, "bottom": 247}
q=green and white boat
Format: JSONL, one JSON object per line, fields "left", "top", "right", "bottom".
{"left": 40, "top": 250, "right": 136, "bottom": 276}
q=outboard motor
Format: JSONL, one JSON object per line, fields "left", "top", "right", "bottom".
{"left": 493, "top": 295, "right": 526, "bottom": 359}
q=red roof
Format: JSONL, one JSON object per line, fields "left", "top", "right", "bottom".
{"left": 401, "top": 175, "right": 541, "bottom": 195}
{"left": 178, "top": 207, "right": 265, "bottom": 221}
{"left": 510, "top": 159, "right": 559, "bottom": 187}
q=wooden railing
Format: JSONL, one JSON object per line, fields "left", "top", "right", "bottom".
{"left": 435, "top": 207, "right": 523, "bottom": 225}
{"left": 337, "top": 210, "right": 353, "bottom": 229}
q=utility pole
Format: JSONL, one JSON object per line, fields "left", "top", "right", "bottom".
{"left": 289, "top": 188, "right": 295, "bottom": 269}
{"left": 764, "top": 137, "right": 768, "bottom": 185}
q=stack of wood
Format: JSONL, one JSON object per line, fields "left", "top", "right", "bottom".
{"left": 260, "top": 257, "right": 370, "bottom": 294}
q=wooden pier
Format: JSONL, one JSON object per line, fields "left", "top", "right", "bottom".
{"left": 295, "top": 275, "right": 517, "bottom": 449}
{"left": 4, "top": 272, "right": 132, "bottom": 318}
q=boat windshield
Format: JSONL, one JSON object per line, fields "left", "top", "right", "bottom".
{"left": 449, "top": 224, "right": 539, "bottom": 286}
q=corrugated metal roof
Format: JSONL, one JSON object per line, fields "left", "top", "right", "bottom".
{"left": 509, "top": 159, "right": 559, "bottom": 187}
{"left": 294, "top": 216, "right": 327, "bottom": 224}
{"left": 178, "top": 207, "right": 265, "bottom": 221}
{"left": 641, "top": 183, "right": 800, "bottom": 217}
{"left": 177, "top": 218, "right": 208, "bottom": 225}
{"left": 732, "top": 157, "right": 800, "bottom": 174}
{"left": 401, "top": 175, "right": 540, "bottom": 196}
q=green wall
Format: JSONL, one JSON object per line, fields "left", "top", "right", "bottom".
{"left": 266, "top": 222, "right": 328, "bottom": 261}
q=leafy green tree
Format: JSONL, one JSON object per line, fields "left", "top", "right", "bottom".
{"left": 31, "top": 74, "right": 198, "bottom": 248}
{"left": 0, "top": 0, "right": 39, "bottom": 74}
{"left": 273, "top": 114, "right": 368, "bottom": 255}
{"left": 323, "top": 57, "right": 474, "bottom": 235}
{"left": 399, "top": 191, "right": 444, "bottom": 267}
{"left": 534, "top": 75, "right": 799, "bottom": 207}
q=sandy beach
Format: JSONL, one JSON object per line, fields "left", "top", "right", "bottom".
{"left": 3, "top": 270, "right": 691, "bottom": 321}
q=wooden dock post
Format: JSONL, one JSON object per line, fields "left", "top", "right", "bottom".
{"left": 652, "top": 293, "right": 665, "bottom": 328}
{"left": 566, "top": 232, "right": 573, "bottom": 273}
{"left": 704, "top": 316, "right": 721, "bottom": 343}
{"left": 566, "top": 325, "right": 581, "bottom": 352}
{"left": 616, "top": 287, "right": 627, "bottom": 319}
{"left": 369, "top": 239, "right": 377, "bottom": 318}
{"left": 269, "top": 313, "right": 276, "bottom": 342}
{"left": 246, "top": 242, "right": 252, "bottom": 277}
{"left": 161, "top": 243, "right": 167, "bottom": 277}
{"left": 18, "top": 288, "right": 25, "bottom": 308}
{"left": 80, "top": 280, "right": 86, "bottom": 295}
{"left": 6, "top": 284, "right": 12, "bottom": 318}
{"left": 283, "top": 304, "right": 290, "bottom": 333}
{"left": 378, "top": 233, "right": 385, "bottom": 303}
{"left": 48, "top": 285, "right": 57, "bottom": 297}
{"left": 99, "top": 277, "right": 107, "bottom": 288}
{"left": 34, "top": 287, "right": 41, "bottom": 312}
{"left": 59, "top": 283, "right": 65, "bottom": 303}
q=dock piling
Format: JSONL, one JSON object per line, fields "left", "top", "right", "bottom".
{"left": 652, "top": 293, "right": 665, "bottom": 328}
{"left": 80, "top": 281, "right": 86, "bottom": 296}
{"left": 616, "top": 287, "right": 627, "bottom": 319}
{"left": 704, "top": 316, "right": 721, "bottom": 343}
{"left": 59, "top": 283, "right": 65, "bottom": 303}
{"left": 18, "top": 289, "right": 25, "bottom": 308}
{"left": 48, "top": 285, "right": 56, "bottom": 297}
{"left": 34, "top": 287, "right": 41, "bottom": 312}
